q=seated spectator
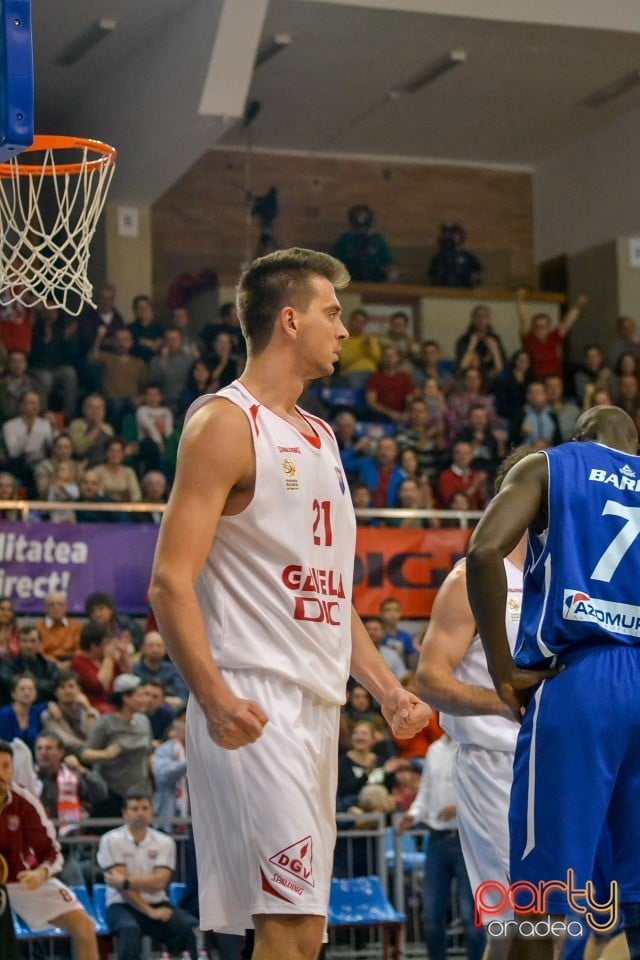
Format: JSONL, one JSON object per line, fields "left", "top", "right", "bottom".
{"left": 75, "top": 468, "right": 121, "bottom": 524}
{"left": 544, "top": 374, "right": 580, "bottom": 442}
{"left": 454, "top": 404, "right": 501, "bottom": 481}
{"left": 516, "top": 288, "right": 586, "bottom": 381}
{"left": 337, "top": 720, "right": 386, "bottom": 812}
{"left": 141, "top": 681, "right": 174, "bottom": 743}
{"left": 78, "top": 282, "right": 127, "bottom": 357}
{"left": 380, "top": 311, "right": 418, "bottom": 372}
{"left": 41, "top": 669, "right": 100, "bottom": 755}
{"left": 85, "top": 590, "right": 142, "bottom": 651}
{"left": 139, "top": 470, "right": 168, "bottom": 524}
{"left": 0, "top": 596, "right": 18, "bottom": 657}
{"left": 363, "top": 616, "right": 406, "bottom": 680}
{"left": 0, "top": 739, "right": 99, "bottom": 960}
{"left": 0, "top": 623, "right": 60, "bottom": 705}
{"left": 440, "top": 489, "right": 474, "bottom": 526}
{"left": 0, "top": 348, "right": 44, "bottom": 421}
{"left": 169, "top": 306, "right": 200, "bottom": 358}
{"left": 206, "top": 330, "right": 238, "bottom": 391}
{"left": 397, "top": 397, "right": 445, "bottom": 482}
{"left": 34, "top": 432, "right": 81, "bottom": 498}
{"left": 149, "top": 328, "right": 193, "bottom": 415}
{"left": 411, "top": 339, "right": 455, "bottom": 392}
{"left": 128, "top": 295, "right": 164, "bottom": 364}
{"left": 350, "top": 481, "right": 380, "bottom": 526}
{"left": 337, "top": 308, "right": 382, "bottom": 387}
{"left": 444, "top": 367, "right": 497, "bottom": 446}
{"left": 70, "top": 622, "right": 129, "bottom": 715}
{"left": 351, "top": 435, "right": 405, "bottom": 508}
{"left": 380, "top": 597, "right": 416, "bottom": 667}
{"left": 46, "top": 461, "right": 80, "bottom": 523}
{"left": 96, "top": 789, "right": 197, "bottom": 960}
{"left": 494, "top": 349, "right": 534, "bottom": 427}
{"left": 332, "top": 410, "right": 371, "bottom": 476}
{"left": 152, "top": 705, "right": 189, "bottom": 828}
{"left": 614, "top": 372, "right": 640, "bottom": 429}
{"left": 332, "top": 203, "right": 392, "bottom": 282}
{"left": 34, "top": 731, "right": 108, "bottom": 827}
{"left": 455, "top": 305, "right": 506, "bottom": 386}
{"left": 364, "top": 345, "right": 414, "bottom": 423}
{"left": 0, "top": 673, "right": 46, "bottom": 752}
{"left": 37, "top": 591, "right": 82, "bottom": 662}
{"left": 436, "top": 440, "right": 488, "bottom": 510}
{"left": 134, "top": 631, "right": 188, "bottom": 705}
{"left": 95, "top": 437, "right": 142, "bottom": 504}
{"left": 1, "top": 390, "right": 54, "bottom": 494}
{"left": 0, "top": 298, "right": 33, "bottom": 357}
{"left": 609, "top": 314, "right": 640, "bottom": 370}
{"left": 573, "top": 344, "right": 614, "bottom": 406}
{"left": 68, "top": 393, "right": 115, "bottom": 468}
{"left": 199, "top": 300, "right": 246, "bottom": 368}
{"left": 512, "top": 381, "right": 562, "bottom": 449}
{"left": 342, "top": 683, "right": 380, "bottom": 726}
{"left": 179, "top": 358, "right": 214, "bottom": 413}
{"left": 29, "top": 305, "right": 80, "bottom": 423}
{"left": 136, "top": 384, "right": 174, "bottom": 474}
{"left": 0, "top": 470, "right": 22, "bottom": 520}
{"left": 89, "top": 327, "right": 148, "bottom": 430}
{"left": 82, "top": 675, "right": 153, "bottom": 817}
{"left": 392, "top": 476, "right": 437, "bottom": 530}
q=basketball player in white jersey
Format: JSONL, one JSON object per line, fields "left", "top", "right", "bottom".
{"left": 149, "top": 248, "right": 431, "bottom": 960}
{"left": 416, "top": 449, "right": 533, "bottom": 960}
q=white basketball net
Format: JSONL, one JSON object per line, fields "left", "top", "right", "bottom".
{"left": 0, "top": 136, "right": 116, "bottom": 315}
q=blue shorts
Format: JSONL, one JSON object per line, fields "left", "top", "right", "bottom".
{"left": 510, "top": 644, "right": 640, "bottom": 914}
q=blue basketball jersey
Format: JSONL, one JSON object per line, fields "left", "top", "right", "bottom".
{"left": 515, "top": 441, "right": 640, "bottom": 668}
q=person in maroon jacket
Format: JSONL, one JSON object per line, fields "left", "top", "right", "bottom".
{"left": 0, "top": 740, "right": 98, "bottom": 957}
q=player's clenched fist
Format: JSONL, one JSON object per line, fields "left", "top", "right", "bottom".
{"left": 206, "top": 696, "right": 269, "bottom": 749}
{"left": 381, "top": 688, "right": 432, "bottom": 738}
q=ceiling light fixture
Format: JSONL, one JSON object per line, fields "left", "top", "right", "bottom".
{"left": 56, "top": 18, "right": 117, "bottom": 67}
{"left": 391, "top": 49, "right": 467, "bottom": 96}
{"left": 582, "top": 68, "right": 640, "bottom": 108}
{"left": 255, "top": 33, "right": 292, "bottom": 68}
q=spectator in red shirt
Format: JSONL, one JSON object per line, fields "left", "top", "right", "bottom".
{"left": 516, "top": 288, "right": 587, "bottom": 381}
{"left": 70, "top": 622, "right": 131, "bottom": 714}
{"left": 436, "top": 440, "right": 488, "bottom": 509}
{"left": 365, "top": 345, "right": 414, "bottom": 423}
{"left": 0, "top": 739, "right": 98, "bottom": 959}
{"left": 0, "top": 300, "right": 33, "bottom": 355}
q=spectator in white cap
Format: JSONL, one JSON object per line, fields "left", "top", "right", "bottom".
{"left": 81, "top": 674, "right": 152, "bottom": 817}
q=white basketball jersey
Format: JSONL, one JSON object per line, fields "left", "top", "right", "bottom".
{"left": 186, "top": 381, "right": 356, "bottom": 705}
{"left": 441, "top": 557, "right": 522, "bottom": 751}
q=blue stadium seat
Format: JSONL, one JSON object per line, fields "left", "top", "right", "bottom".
{"left": 328, "top": 875, "right": 405, "bottom": 960}
{"left": 358, "top": 421, "right": 399, "bottom": 439}
{"left": 318, "top": 385, "right": 366, "bottom": 415}
{"left": 385, "top": 828, "right": 427, "bottom": 872}
{"left": 91, "top": 883, "right": 113, "bottom": 935}
{"left": 169, "top": 881, "right": 187, "bottom": 906}
{"left": 70, "top": 884, "right": 112, "bottom": 937}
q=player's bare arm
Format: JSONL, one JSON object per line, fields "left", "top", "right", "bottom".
{"left": 416, "top": 562, "right": 516, "bottom": 720}
{"left": 349, "top": 605, "right": 431, "bottom": 737}
{"left": 466, "top": 452, "right": 559, "bottom": 713}
{"left": 149, "top": 398, "right": 268, "bottom": 749}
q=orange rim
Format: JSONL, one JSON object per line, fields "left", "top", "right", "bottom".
{"left": 0, "top": 135, "right": 117, "bottom": 177}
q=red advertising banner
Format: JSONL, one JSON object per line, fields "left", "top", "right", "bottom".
{"left": 353, "top": 526, "right": 471, "bottom": 618}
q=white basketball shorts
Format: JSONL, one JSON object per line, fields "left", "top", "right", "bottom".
{"left": 187, "top": 667, "right": 340, "bottom": 935}
{"left": 7, "top": 877, "right": 81, "bottom": 929}
{"left": 453, "top": 743, "right": 514, "bottom": 920}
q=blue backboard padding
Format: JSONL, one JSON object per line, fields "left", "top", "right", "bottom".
{"left": 0, "top": 0, "right": 34, "bottom": 161}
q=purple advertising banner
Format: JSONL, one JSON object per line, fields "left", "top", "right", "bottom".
{"left": 0, "top": 521, "right": 159, "bottom": 614}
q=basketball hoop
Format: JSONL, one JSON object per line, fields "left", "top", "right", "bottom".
{"left": 0, "top": 134, "right": 116, "bottom": 315}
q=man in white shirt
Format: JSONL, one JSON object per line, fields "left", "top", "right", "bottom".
{"left": 96, "top": 789, "right": 197, "bottom": 960}
{"left": 398, "top": 733, "right": 485, "bottom": 960}
{"left": 2, "top": 390, "right": 53, "bottom": 494}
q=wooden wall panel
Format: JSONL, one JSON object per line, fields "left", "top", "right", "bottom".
{"left": 151, "top": 149, "right": 535, "bottom": 307}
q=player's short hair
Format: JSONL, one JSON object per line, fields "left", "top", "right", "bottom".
{"left": 236, "top": 247, "right": 350, "bottom": 356}
{"left": 493, "top": 446, "right": 537, "bottom": 494}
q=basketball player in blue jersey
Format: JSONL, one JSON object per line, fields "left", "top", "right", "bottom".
{"left": 150, "top": 248, "right": 431, "bottom": 960}
{"left": 466, "top": 405, "right": 640, "bottom": 960}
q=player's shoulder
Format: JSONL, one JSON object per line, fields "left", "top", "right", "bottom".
{"left": 180, "top": 394, "right": 252, "bottom": 449}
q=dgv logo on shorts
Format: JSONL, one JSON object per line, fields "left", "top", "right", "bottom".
{"left": 269, "top": 835, "right": 315, "bottom": 887}
{"left": 564, "top": 590, "right": 640, "bottom": 637}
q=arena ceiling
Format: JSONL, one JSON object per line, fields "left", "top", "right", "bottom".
{"left": 31, "top": 0, "right": 640, "bottom": 204}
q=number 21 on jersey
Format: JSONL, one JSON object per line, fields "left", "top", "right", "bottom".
{"left": 312, "top": 499, "right": 333, "bottom": 546}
